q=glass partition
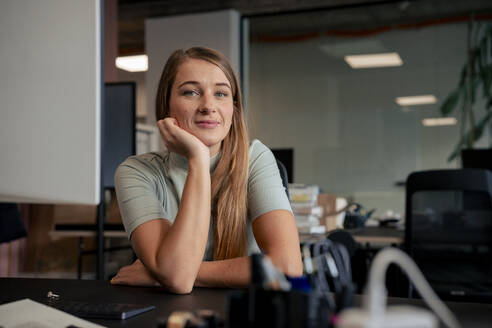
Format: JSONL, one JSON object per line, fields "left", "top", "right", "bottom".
{"left": 244, "top": 3, "right": 490, "bottom": 218}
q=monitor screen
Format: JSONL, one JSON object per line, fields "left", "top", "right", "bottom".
{"left": 103, "top": 83, "right": 136, "bottom": 189}
{"left": 271, "top": 148, "right": 294, "bottom": 183}
{"left": 462, "top": 149, "right": 492, "bottom": 171}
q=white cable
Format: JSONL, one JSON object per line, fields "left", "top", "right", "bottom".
{"left": 365, "top": 247, "right": 461, "bottom": 328}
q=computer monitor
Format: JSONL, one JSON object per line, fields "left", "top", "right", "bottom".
{"left": 462, "top": 148, "right": 492, "bottom": 171}
{"left": 103, "top": 83, "right": 136, "bottom": 189}
{"left": 271, "top": 148, "right": 294, "bottom": 183}
{"left": 0, "top": 0, "right": 102, "bottom": 204}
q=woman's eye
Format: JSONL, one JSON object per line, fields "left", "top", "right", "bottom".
{"left": 216, "top": 91, "right": 228, "bottom": 98}
{"left": 183, "top": 90, "right": 199, "bottom": 96}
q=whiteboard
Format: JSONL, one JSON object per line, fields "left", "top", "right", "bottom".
{"left": 0, "top": 0, "right": 101, "bottom": 204}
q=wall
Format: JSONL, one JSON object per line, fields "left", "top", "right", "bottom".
{"left": 247, "top": 22, "right": 483, "bottom": 216}
{"left": 117, "top": 69, "right": 147, "bottom": 119}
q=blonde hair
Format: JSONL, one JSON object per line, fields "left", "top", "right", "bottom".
{"left": 155, "top": 47, "right": 249, "bottom": 260}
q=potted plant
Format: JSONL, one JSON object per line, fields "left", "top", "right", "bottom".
{"left": 440, "top": 18, "right": 492, "bottom": 162}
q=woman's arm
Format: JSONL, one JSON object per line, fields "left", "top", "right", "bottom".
{"left": 252, "top": 209, "right": 303, "bottom": 277}
{"left": 195, "top": 209, "right": 303, "bottom": 288}
{"left": 113, "top": 209, "right": 303, "bottom": 289}
{"left": 123, "top": 118, "right": 211, "bottom": 294}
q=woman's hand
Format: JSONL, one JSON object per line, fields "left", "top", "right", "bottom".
{"left": 157, "top": 118, "right": 209, "bottom": 162}
{"left": 110, "top": 259, "right": 160, "bottom": 287}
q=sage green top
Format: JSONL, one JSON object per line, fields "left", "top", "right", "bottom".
{"left": 114, "top": 139, "right": 292, "bottom": 260}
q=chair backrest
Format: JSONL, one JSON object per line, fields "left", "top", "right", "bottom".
{"left": 327, "top": 229, "right": 357, "bottom": 258}
{"left": 276, "top": 159, "right": 290, "bottom": 198}
{"left": 405, "top": 169, "right": 492, "bottom": 302}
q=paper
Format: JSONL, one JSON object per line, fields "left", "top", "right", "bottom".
{"left": 0, "top": 299, "right": 105, "bottom": 328}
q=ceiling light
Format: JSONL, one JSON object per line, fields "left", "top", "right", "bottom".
{"left": 396, "top": 95, "right": 437, "bottom": 106}
{"left": 115, "top": 54, "right": 148, "bottom": 72}
{"left": 422, "top": 117, "right": 457, "bottom": 127}
{"left": 344, "top": 52, "right": 403, "bottom": 69}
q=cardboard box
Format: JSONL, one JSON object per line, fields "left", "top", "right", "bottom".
{"left": 317, "top": 194, "right": 347, "bottom": 231}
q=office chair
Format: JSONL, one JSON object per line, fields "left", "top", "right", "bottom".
{"left": 405, "top": 169, "right": 492, "bottom": 302}
{"left": 276, "top": 159, "right": 290, "bottom": 199}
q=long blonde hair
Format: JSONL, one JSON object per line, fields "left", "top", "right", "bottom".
{"left": 155, "top": 47, "right": 249, "bottom": 260}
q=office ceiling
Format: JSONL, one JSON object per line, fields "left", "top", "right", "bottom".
{"left": 118, "top": 0, "right": 492, "bottom": 54}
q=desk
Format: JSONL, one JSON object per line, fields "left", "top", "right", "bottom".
{"left": 0, "top": 278, "right": 227, "bottom": 328}
{"left": 349, "top": 226, "right": 404, "bottom": 245}
{"left": 299, "top": 226, "right": 404, "bottom": 246}
{"left": 2, "top": 278, "right": 492, "bottom": 327}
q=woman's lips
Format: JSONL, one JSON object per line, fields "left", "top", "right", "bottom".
{"left": 196, "top": 120, "right": 219, "bottom": 128}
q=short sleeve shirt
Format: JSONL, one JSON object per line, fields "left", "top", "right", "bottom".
{"left": 114, "top": 139, "right": 292, "bottom": 260}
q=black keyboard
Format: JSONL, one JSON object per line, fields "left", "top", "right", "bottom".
{"left": 45, "top": 300, "right": 155, "bottom": 320}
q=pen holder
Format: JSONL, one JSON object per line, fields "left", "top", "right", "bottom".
{"left": 227, "top": 287, "right": 332, "bottom": 328}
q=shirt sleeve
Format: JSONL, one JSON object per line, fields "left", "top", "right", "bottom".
{"left": 114, "top": 156, "right": 169, "bottom": 239}
{"left": 247, "top": 140, "right": 293, "bottom": 221}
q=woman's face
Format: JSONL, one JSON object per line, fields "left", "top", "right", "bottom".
{"left": 169, "top": 58, "right": 234, "bottom": 156}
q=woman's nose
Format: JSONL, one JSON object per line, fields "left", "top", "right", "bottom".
{"left": 198, "top": 93, "right": 216, "bottom": 113}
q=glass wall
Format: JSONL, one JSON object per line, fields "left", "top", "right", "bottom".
{"left": 244, "top": 3, "right": 490, "bottom": 218}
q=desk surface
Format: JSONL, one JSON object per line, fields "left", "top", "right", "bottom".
{"left": 349, "top": 226, "right": 404, "bottom": 245}
{"left": 300, "top": 226, "right": 404, "bottom": 245}
{"left": 2, "top": 278, "right": 492, "bottom": 327}
{"left": 0, "top": 278, "right": 227, "bottom": 328}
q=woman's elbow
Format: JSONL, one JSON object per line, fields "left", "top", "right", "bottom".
{"left": 283, "top": 260, "right": 303, "bottom": 277}
{"left": 167, "top": 282, "right": 193, "bottom": 294}
{"left": 271, "top": 254, "right": 303, "bottom": 277}
{"left": 157, "top": 273, "right": 195, "bottom": 294}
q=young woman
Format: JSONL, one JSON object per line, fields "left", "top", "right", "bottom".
{"left": 111, "top": 47, "right": 302, "bottom": 293}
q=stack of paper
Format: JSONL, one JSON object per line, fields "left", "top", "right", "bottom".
{"left": 289, "top": 184, "right": 326, "bottom": 234}
{"left": 0, "top": 299, "right": 105, "bottom": 328}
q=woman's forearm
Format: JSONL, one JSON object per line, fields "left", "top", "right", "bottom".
{"left": 194, "top": 251, "right": 302, "bottom": 289}
{"left": 195, "top": 256, "right": 251, "bottom": 288}
{"left": 150, "top": 158, "right": 211, "bottom": 292}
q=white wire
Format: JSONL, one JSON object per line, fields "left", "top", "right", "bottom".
{"left": 364, "top": 247, "right": 461, "bottom": 328}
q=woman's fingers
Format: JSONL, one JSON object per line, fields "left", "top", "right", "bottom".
{"left": 156, "top": 118, "right": 209, "bottom": 161}
{"left": 110, "top": 260, "right": 159, "bottom": 286}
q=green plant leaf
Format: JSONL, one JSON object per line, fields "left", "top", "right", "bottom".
{"left": 477, "top": 34, "right": 492, "bottom": 98}
{"left": 470, "top": 72, "right": 481, "bottom": 105}
{"left": 445, "top": 22, "right": 492, "bottom": 162}
{"left": 447, "top": 145, "right": 463, "bottom": 162}
{"left": 470, "top": 74, "right": 481, "bottom": 105}
{"left": 440, "top": 88, "right": 461, "bottom": 116}
{"left": 447, "top": 111, "right": 492, "bottom": 162}
{"left": 473, "top": 110, "right": 492, "bottom": 137}
{"left": 480, "top": 64, "right": 492, "bottom": 99}
{"left": 458, "top": 65, "right": 468, "bottom": 87}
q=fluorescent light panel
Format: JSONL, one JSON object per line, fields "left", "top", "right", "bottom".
{"left": 115, "top": 54, "right": 148, "bottom": 72}
{"left": 344, "top": 52, "right": 403, "bottom": 69}
{"left": 396, "top": 95, "right": 437, "bottom": 106}
{"left": 422, "top": 117, "right": 457, "bottom": 126}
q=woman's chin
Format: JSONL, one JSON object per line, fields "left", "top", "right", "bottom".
{"left": 199, "top": 138, "right": 223, "bottom": 154}
{"left": 193, "top": 133, "right": 223, "bottom": 148}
